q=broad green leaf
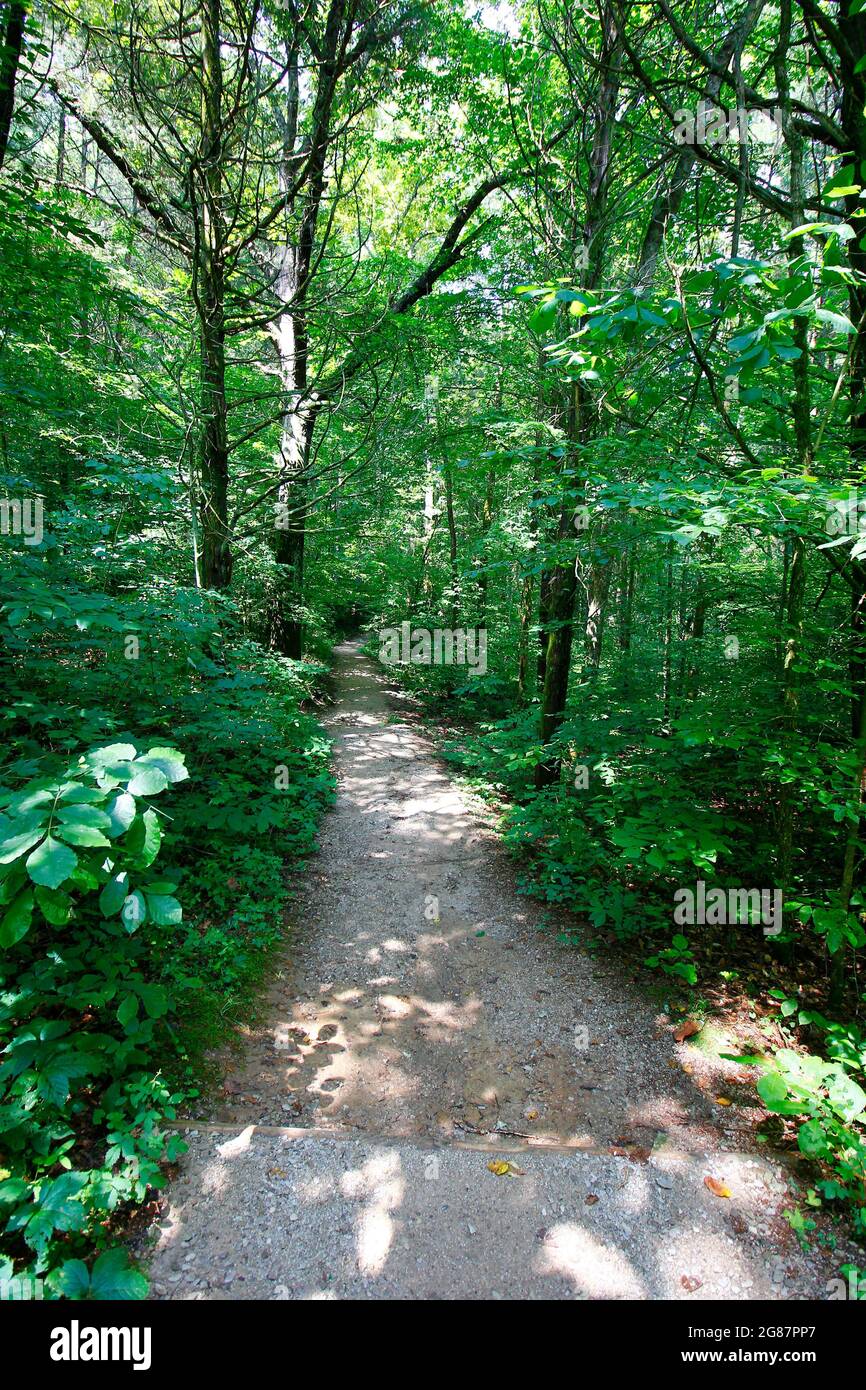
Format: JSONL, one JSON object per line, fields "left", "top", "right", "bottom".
{"left": 144, "top": 892, "right": 182, "bottom": 926}
{"left": 46, "top": 1259, "right": 91, "bottom": 1299}
{"left": 34, "top": 885, "right": 72, "bottom": 926}
{"left": 89, "top": 1247, "right": 148, "bottom": 1300}
{"left": 121, "top": 890, "right": 147, "bottom": 933}
{"left": 99, "top": 871, "right": 129, "bottom": 917}
{"left": 105, "top": 792, "right": 136, "bottom": 837}
{"left": 138, "top": 983, "right": 169, "bottom": 1017}
{"left": 0, "top": 826, "right": 47, "bottom": 864}
{"left": 117, "top": 993, "right": 139, "bottom": 1028}
{"left": 0, "top": 887, "right": 34, "bottom": 947}
{"left": 126, "top": 808, "right": 161, "bottom": 866}
{"left": 25, "top": 836, "right": 78, "bottom": 889}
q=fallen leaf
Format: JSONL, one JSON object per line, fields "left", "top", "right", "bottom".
{"left": 704, "top": 1175, "right": 732, "bottom": 1199}
{"left": 487, "top": 1160, "right": 525, "bottom": 1177}
{"left": 585, "top": 1193, "right": 599, "bottom": 1205}
{"left": 673, "top": 1018, "right": 702, "bottom": 1042}
{"left": 682, "top": 1063, "right": 694, "bottom": 1075}
{"left": 267, "top": 1167, "right": 287, "bottom": 1179}
{"left": 716, "top": 1096, "right": 732, "bottom": 1106}
{"left": 526, "top": 1109, "right": 539, "bottom": 1121}
{"left": 681, "top": 1275, "right": 703, "bottom": 1292}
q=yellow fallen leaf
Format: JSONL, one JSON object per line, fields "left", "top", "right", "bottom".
{"left": 716, "top": 1096, "right": 732, "bottom": 1106}
{"left": 526, "top": 1109, "right": 539, "bottom": 1121}
{"left": 267, "top": 1167, "right": 288, "bottom": 1179}
{"left": 704, "top": 1175, "right": 731, "bottom": 1199}
{"left": 682, "top": 1063, "right": 693, "bottom": 1075}
{"left": 487, "top": 1160, "right": 525, "bottom": 1177}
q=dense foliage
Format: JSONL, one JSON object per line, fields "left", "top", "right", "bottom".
{"left": 1, "top": 0, "right": 865, "bottom": 1290}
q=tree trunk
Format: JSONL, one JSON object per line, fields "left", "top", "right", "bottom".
{"left": 0, "top": 1, "right": 26, "bottom": 170}
{"left": 661, "top": 543, "right": 674, "bottom": 728}
{"left": 617, "top": 543, "right": 635, "bottom": 698}
{"left": 583, "top": 535, "right": 611, "bottom": 674}
{"left": 535, "top": 5, "right": 621, "bottom": 787}
{"left": 840, "top": 2, "right": 866, "bottom": 745}
{"left": 774, "top": 0, "right": 811, "bottom": 908}
{"left": 267, "top": 15, "right": 343, "bottom": 652}
{"left": 197, "top": 0, "right": 232, "bottom": 590}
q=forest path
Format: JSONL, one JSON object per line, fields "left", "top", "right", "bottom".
{"left": 146, "top": 640, "right": 842, "bottom": 1300}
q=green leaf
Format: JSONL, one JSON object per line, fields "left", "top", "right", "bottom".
{"left": 117, "top": 993, "right": 139, "bottom": 1028}
{"left": 797, "top": 1119, "right": 828, "bottom": 1158}
{"left": 89, "top": 1247, "right": 148, "bottom": 1301}
{"left": 127, "top": 765, "right": 168, "bottom": 796}
{"left": 0, "top": 826, "right": 47, "bottom": 864}
{"left": 0, "top": 887, "right": 34, "bottom": 946}
{"left": 826, "top": 1067, "right": 866, "bottom": 1123}
{"left": 54, "top": 801, "right": 111, "bottom": 847}
{"left": 56, "top": 804, "right": 111, "bottom": 831}
{"left": 142, "top": 747, "right": 188, "bottom": 784}
{"left": 121, "top": 890, "right": 147, "bottom": 933}
{"left": 54, "top": 823, "right": 111, "bottom": 848}
{"left": 58, "top": 783, "right": 104, "bottom": 805}
{"left": 757, "top": 1071, "right": 789, "bottom": 1109}
{"left": 99, "top": 871, "right": 130, "bottom": 917}
{"left": 138, "top": 983, "right": 169, "bottom": 1018}
{"left": 105, "top": 792, "right": 136, "bottom": 837}
{"left": 25, "top": 835, "right": 78, "bottom": 889}
{"left": 126, "top": 807, "right": 162, "bottom": 866}
{"left": 46, "top": 1259, "right": 91, "bottom": 1299}
{"left": 88, "top": 742, "right": 137, "bottom": 765}
{"left": 34, "top": 885, "right": 72, "bottom": 925}
{"left": 814, "top": 307, "right": 855, "bottom": 334}
{"left": 144, "top": 892, "right": 182, "bottom": 926}
{"left": 38, "top": 1052, "right": 98, "bottom": 1106}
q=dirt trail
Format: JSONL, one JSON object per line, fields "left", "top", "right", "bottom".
{"left": 146, "top": 640, "right": 851, "bottom": 1300}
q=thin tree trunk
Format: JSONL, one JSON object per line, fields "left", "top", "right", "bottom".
{"left": 55, "top": 103, "right": 65, "bottom": 186}
{"left": 535, "top": 4, "right": 621, "bottom": 787}
{"left": 775, "top": 0, "right": 811, "bottom": 908}
{"left": 443, "top": 456, "right": 458, "bottom": 628}
{"left": 584, "top": 535, "right": 611, "bottom": 674}
{"left": 0, "top": 0, "right": 26, "bottom": 170}
{"left": 618, "top": 544, "right": 635, "bottom": 698}
{"left": 517, "top": 567, "right": 534, "bottom": 700}
{"left": 197, "top": 0, "right": 232, "bottom": 589}
{"left": 661, "top": 543, "right": 674, "bottom": 728}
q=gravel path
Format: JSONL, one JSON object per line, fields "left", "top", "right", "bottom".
{"left": 146, "top": 639, "right": 851, "bottom": 1300}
